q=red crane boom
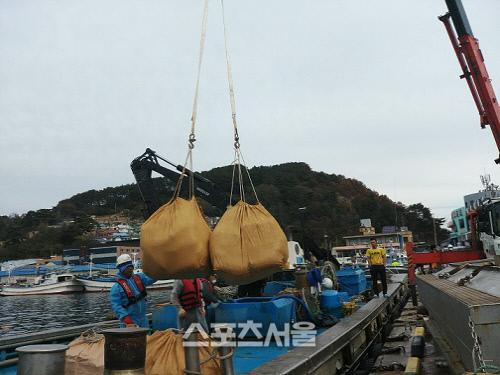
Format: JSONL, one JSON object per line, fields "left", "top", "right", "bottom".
{"left": 406, "top": 1, "right": 499, "bottom": 289}
{"left": 440, "top": 0, "right": 500, "bottom": 163}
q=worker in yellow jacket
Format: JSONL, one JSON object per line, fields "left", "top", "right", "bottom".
{"left": 366, "top": 238, "right": 387, "bottom": 298}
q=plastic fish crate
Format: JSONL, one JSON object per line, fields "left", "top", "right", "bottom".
{"left": 152, "top": 305, "right": 180, "bottom": 330}
{"left": 337, "top": 267, "right": 367, "bottom": 296}
{"left": 263, "top": 281, "right": 295, "bottom": 297}
{"left": 320, "top": 290, "right": 349, "bottom": 319}
{"left": 215, "top": 297, "right": 296, "bottom": 336}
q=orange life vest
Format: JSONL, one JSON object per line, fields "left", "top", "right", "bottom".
{"left": 116, "top": 274, "right": 147, "bottom": 307}
{"left": 180, "top": 279, "right": 203, "bottom": 311}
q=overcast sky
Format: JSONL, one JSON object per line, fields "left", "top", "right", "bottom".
{"left": 1, "top": 0, "right": 499, "bottom": 223}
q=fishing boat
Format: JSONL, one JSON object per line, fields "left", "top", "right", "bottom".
{"left": 0, "top": 266, "right": 411, "bottom": 375}
{"left": 0, "top": 273, "right": 84, "bottom": 297}
{"left": 77, "top": 276, "right": 173, "bottom": 292}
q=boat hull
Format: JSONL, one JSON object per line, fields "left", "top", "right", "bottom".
{"left": 0, "top": 281, "right": 84, "bottom": 296}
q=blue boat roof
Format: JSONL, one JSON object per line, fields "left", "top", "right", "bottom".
{"left": 69, "top": 265, "right": 91, "bottom": 272}
{"left": 0, "top": 263, "right": 118, "bottom": 277}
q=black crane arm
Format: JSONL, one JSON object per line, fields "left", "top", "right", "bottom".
{"left": 130, "top": 148, "right": 228, "bottom": 219}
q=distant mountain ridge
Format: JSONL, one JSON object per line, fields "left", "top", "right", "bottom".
{"left": 0, "top": 162, "right": 448, "bottom": 261}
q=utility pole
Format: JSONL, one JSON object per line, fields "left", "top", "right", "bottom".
{"left": 433, "top": 218, "right": 438, "bottom": 247}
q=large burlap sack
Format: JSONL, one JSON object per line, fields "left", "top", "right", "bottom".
{"left": 146, "top": 330, "right": 222, "bottom": 375}
{"left": 141, "top": 197, "right": 211, "bottom": 279}
{"left": 65, "top": 335, "right": 105, "bottom": 375}
{"left": 209, "top": 201, "right": 288, "bottom": 284}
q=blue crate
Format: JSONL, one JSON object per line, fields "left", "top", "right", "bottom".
{"left": 320, "top": 290, "right": 349, "bottom": 318}
{"left": 338, "top": 279, "right": 367, "bottom": 296}
{"left": 325, "top": 306, "right": 344, "bottom": 319}
{"left": 320, "top": 290, "right": 349, "bottom": 309}
{"left": 214, "top": 297, "right": 296, "bottom": 337}
{"left": 337, "top": 267, "right": 365, "bottom": 282}
{"left": 337, "top": 267, "right": 367, "bottom": 296}
{"left": 263, "top": 281, "right": 295, "bottom": 296}
{"left": 152, "top": 305, "right": 180, "bottom": 330}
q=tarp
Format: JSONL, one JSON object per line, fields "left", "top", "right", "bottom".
{"left": 209, "top": 201, "right": 288, "bottom": 284}
{"left": 140, "top": 198, "right": 211, "bottom": 279}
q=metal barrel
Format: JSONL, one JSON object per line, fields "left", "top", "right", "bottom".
{"left": 183, "top": 328, "right": 201, "bottom": 374}
{"left": 16, "top": 344, "right": 68, "bottom": 375}
{"left": 102, "top": 327, "right": 149, "bottom": 375}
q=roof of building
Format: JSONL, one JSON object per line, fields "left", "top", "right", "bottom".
{"left": 332, "top": 245, "right": 367, "bottom": 251}
{"left": 332, "top": 243, "right": 401, "bottom": 252}
{"left": 343, "top": 231, "right": 412, "bottom": 239}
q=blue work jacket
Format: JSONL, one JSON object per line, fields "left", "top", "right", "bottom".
{"left": 109, "top": 272, "right": 155, "bottom": 327}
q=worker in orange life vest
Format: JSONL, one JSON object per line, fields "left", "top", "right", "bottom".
{"left": 109, "top": 254, "right": 156, "bottom": 327}
{"left": 170, "top": 278, "right": 210, "bottom": 332}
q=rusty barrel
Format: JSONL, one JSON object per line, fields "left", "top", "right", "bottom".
{"left": 102, "top": 327, "right": 149, "bottom": 375}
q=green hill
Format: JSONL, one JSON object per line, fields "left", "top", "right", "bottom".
{"left": 0, "top": 162, "right": 448, "bottom": 261}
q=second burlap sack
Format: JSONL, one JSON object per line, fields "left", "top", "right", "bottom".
{"left": 146, "top": 330, "right": 222, "bottom": 375}
{"left": 141, "top": 197, "right": 211, "bottom": 279}
{"left": 209, "top": 201, "right": 288, "bottom": 285}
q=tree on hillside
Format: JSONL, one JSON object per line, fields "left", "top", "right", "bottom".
{"left": 0, "top": 162, "right": 450, "bottom": 260}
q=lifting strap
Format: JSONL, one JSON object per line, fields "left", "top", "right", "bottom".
{"left": 220, "top": 0, "right": 259, "bottom": 206}
{"left": 173, "top": 0, "right": 209, "bottom": 202}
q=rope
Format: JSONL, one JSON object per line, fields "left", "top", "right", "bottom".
{"left": 229, "top": 152, "right": 237, "bottom": 205}
{"left": 80, "top": 327, "right": 104, "bottom": 343}
{"left": 190, "top": 0, "right": 209, "bottom": 142}
{"left": 213, "top": 285, "right": 238, "bottom": 300}
{"left": 216, "top": 348, "right": 234, "bottom": 360}
{"left": 220, "top": 0, "right": 259, "bottom": 205}
{"left": 238, "top": 150, "right": 259, "bottom": 203}
{"left": 198, "top": 347, "right": 234, "bottom": 365}
{"left": 199, "top": 348, "right": 219, "bottom": 365}
{"left": 221, "top": 0, "right": 238, "bottom": 137}
{"left": 172, "top": 0, "right": 209, "bottom": 202}
{"left": 72, "top": 327, "right": 104, "bottom": 360}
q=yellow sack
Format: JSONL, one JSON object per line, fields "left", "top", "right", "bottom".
{"left": 141, "top": 197, "right": 211, "bottom": 279}
{"left": 65, "top": 335, "right": 105, "bottom": 375}
{"left": 209, "top": 201, "right": 288, "bottom": 284}
{"left": 146, "top": 330, "right": 222, "bottom": 375}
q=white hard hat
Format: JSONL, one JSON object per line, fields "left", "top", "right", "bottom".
{"left": 117, "top": 254, "right": 132, "bottom": 266}
{"left": 321, "top": 277, "right": 333, "bottom": 290}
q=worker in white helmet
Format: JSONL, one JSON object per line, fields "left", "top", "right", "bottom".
{"left": 109, "top": 254, "right": 156, "bottom": 327}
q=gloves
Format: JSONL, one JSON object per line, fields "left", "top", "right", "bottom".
{"left": 123, "top": 316, "right": 134, "bottom": 325}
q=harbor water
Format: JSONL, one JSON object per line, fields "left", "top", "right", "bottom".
{"left": 0, "top": 290, "right": 170, "bottom": 338}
